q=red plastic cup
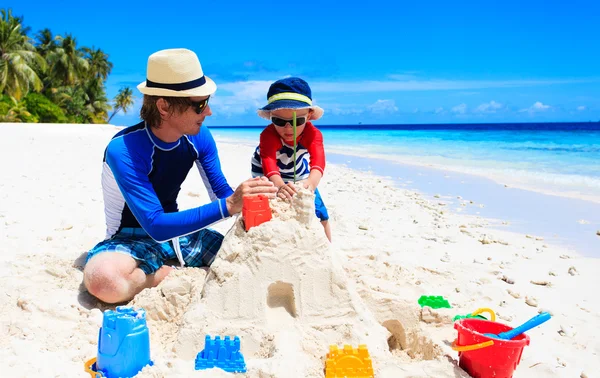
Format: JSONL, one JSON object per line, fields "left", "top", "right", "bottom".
{"left": 453, "top": 319, "right": 530, "bottom": 378}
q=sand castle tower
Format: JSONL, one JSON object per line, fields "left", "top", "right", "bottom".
{"left": 202, "top": 190, "right": 359, "bottom": 326}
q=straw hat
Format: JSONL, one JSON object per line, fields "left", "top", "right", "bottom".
{"left": 137, "top": 48, "right": 216, "bottom": 97}
{"left": 257, "top": 77, "right": 324, "bottom": 120}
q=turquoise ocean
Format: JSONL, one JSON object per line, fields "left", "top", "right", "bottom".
{"left": 210, "top": 123, "right": 600, "bottom": 256}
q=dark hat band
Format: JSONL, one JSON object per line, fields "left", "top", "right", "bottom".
{"left": 146, "top": 76, "right": 206, "bottom": 91}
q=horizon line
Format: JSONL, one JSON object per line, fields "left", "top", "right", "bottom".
{"left": 209, "top": 120, "right": 600, "bottom": 128}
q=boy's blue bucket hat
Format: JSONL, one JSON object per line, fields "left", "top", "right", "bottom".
{"left": 257, "top": 77, "right": 324, "bottom": 120}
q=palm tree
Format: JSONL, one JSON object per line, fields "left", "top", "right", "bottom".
{"left": 34, "top": 28, "right": 58, "bottom": 94}
{"left": 46, "top": 34, "right": 88, "bottom": 87}
{"left": 83, "top": 77, "right": 111, "bottom": 123}
{"left": 0, "top": 9, "right": 45, "bottom": 100}
{"left": 35, "top": 28, "right": 56, "bottom": 58}
{"left": 53, "top": 84, "right": 87, "bottom": 122}
{"left": 83, "top": 47, "right": 113, "bottom": 81}
{"left": 0, "top": 96, "right": 35, "bottom": 122}
{"left": 108, "top": 87, "right": 134, "bottom": 123}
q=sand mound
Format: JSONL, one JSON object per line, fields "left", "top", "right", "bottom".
{"left": 129, "top": 189, "right": 448, "bottom": 377}
{"left": 132, "top": 268, "right": 207, "bottom": 323}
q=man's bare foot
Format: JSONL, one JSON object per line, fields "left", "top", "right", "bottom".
{"left": 151, "top": 265, "right": 175, "bottom": 286}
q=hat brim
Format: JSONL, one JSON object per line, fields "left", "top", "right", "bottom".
{"left": 137, "top": 76, "right": 217, "bottom": 97}
{"left": 257, "top": 99, "right": 323, "bottom": 120}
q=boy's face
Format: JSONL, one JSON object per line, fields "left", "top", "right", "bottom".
{"left": 270, "top": 108, "right": 312, "bottom": 142}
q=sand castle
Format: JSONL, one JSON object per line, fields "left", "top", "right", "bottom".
{"left": 132, "top": 189, "right": 443, "bottom": 377}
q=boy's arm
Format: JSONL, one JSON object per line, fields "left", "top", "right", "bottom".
{"left": 304, "top": 170, "right": 323, "bottom": 191}
{"left": 302, "top": 124, "right": 326, "bottom": 191}
{"left": 269, "top": 173, "right": 286, "bottom": 188}
{"left": 259, "top": 126, "right": 284, "bottom": 181}
{"left": 259, "top": 126, "right": 297, "bottom": 199}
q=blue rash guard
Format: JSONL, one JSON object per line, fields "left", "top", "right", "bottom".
{"left": 101, "top": 121, "right": 234, "bottom": 243}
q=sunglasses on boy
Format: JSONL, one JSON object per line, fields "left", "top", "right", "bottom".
{"left": 271, "top": 115, "right": 307, "bottom": 127}
{"left": 189, "top": 96, "right": 210, "bottom": 114}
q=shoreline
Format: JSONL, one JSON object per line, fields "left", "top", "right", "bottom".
{"left": 325, "top": 147, "right": 600, "bottom": 206}
{"left": 324, "top": 152, "right": 600, "bottom": 258}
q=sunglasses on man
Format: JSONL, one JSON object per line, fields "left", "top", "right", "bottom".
{"left": 189, "top": 96, "right": 210, "bottom": 114}
{"left": 271, "top": 115, "right": 307, "bottom": 127}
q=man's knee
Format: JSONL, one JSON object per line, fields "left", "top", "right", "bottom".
{"left": 83, "top": 253, "right": 136, "bottom": 303}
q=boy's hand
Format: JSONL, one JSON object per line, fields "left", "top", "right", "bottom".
{"left": 297, "top": 178, "right": 316, "bottom": 192}
{"left": 277, "top": 182, "right": 298, "bottom": 200}
{"left": 302, "top": 181, "right": 315, "bottom": 191}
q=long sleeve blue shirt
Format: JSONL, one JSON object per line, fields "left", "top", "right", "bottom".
{"left": 101, "top": 122, "right": 234, "bottom": 242}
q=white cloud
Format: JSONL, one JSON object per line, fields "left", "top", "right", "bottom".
{"left": 520, "top": 101, "right": 551, "bottom": 113}
{"left": 451, "top": 103, "right": 467, "bottom": 114}
{"left": 210, "top": 80, "right": 272, "bottom": 115}
{"left": 532, "top": 101, "right": 551, "bottom": 110}
{"left": 311, "top": 78, "right": 597, "bottom": 93}
{"left": 577, "top": 105, "right": 587, "bottom": 111}
{"left": 138, "top": 72, "right": 597, "bottom": 118}
{"left": 328, "top": 104, "right": 364, "bottom": 116}
{"left": 368, "top": 99, "right": 398, "bottom": 114}
{"left": 475, "top": 100, "right": 504, "bottom": 113}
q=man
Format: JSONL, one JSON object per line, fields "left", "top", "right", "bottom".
{"left": 84, "top": 48, "right": 277, "bottom": 304}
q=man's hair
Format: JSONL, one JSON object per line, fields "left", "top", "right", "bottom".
{"left": 140, "top": 95, "right": 192, "bottom": 128}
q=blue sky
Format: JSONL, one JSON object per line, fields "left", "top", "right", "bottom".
{"left": 6, "top": 0, "right": 600, "bottom": 126}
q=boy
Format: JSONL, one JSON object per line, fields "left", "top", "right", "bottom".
{"left": 250, "top": 77, "right": 331, "bottom": 241}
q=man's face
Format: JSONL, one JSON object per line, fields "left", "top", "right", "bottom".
{"left": 270, "top": 108, "right": 311, "bottom": 142}
{"left": 173, "top": 96, "right": 212, "bottom": 136}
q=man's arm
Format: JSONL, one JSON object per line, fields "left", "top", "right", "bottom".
{"left": 105, "top": 143, "right": 229, "bottom": 243}
{"left": 193, "top": 126, "right": 234, "bottom": 200}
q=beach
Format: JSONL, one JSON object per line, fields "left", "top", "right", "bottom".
{"left": 1, "top": 122, "right": 599, "bottom": 377}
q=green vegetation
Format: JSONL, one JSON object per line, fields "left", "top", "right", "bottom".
{"left": 0, "top": 8, "right": 134, "bottom": 123}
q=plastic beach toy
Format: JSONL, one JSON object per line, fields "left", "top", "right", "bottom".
{"left": 325, "top": 344, "right": 374, "bottom": 378}
{"left": 453, "top": 307, "right": 495, "bottom": 322}
{"left": 453, "top": 313, "right": 487, "bottom": 321}
{"left": 84, "top": 306, "right": 152, "bottom": 378}
{"left": 242, "top": 195, "right": 272, "bottom": 231}
{"left": 484, "top": 312, "right": 551, "bottom": 340}
{"left": 195, "top": 335, "right": 247, "bottom": 373}
{"left": 452, "top": 318, "right": 530, "bottom": 378}
{"left": 293, "top": 111, "right": 297, "bottom": 183}
{"left": 418, "top": 295, "right": 451, "bottom": 309}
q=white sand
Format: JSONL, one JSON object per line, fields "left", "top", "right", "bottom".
{"left": 0, "top": 123, "right": 599, "bottom": 377}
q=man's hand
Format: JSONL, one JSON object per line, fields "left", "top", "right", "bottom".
{"left": 226, "top": 177, "right": 278, "bottom": 215}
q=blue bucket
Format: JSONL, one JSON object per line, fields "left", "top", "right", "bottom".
{"left": 95, "top": 306, "right": 152, "bottom": 378}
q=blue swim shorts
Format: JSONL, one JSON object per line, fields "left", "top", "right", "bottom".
{"left": 314, "top": 188, "right": 329, "bottom": 221}
{"left": 85, "top": 227, "right": 224, "bottom": 274}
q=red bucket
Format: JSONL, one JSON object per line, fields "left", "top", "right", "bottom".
{"left": 452, "top": 319, "right": 530, "bottom": 378}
